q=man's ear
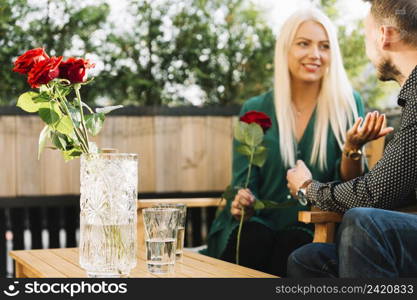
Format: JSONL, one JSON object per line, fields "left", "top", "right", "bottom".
{"left": 380, "top": 25, "right": 402, "bottom": 50}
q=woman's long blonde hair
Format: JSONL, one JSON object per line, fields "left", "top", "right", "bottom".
{"left": 274, "top": 8, "right": 358, "bottom": 170}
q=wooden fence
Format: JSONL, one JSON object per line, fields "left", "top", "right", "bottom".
{"left": 0, "top": 111, "right": 240, "bottom": 197}
{"left": 2, "top": 105, "right": 402, "bottom": 196}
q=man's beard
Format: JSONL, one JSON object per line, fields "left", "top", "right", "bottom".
{"left": 377, "top": 59, "right": 403, "bottom": 83}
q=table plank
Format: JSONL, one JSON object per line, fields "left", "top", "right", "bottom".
{"left": 10, "top": 248, "right": 277, "bottom": 278}
{"left": 135, "top": 248, "right": 217, "bottom": 278}
{"left": 184, "top": 251, "right": 277, "bottom": 278}
{"left": 9, "top": 250, "right": 67, "bottom": 278}
{"left": 33, "top": 249, "right": 86, "bottom": 277}
{"left": 64, "top": 248, "right": 158, "bottom": 278}
{"left": 179, "top": 254, "right": 259, "bottom": 278}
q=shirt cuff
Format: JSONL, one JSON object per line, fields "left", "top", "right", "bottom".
{"left": 306, "top": 180, "right": 322, "bottom": 205}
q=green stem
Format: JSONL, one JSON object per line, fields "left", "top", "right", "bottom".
{"left": 74, "top": 85, "right": 90, "bottom": 149}
{"left": 82, "top": 102, "right": 94, "bottom": 114}
{"left": 244, "top": 148, "right": 254, "bottom": 188}
{"left": 236, "top": 146, "right": 255, "bottom": 265}
{"left": 236, "top": 207, "right": 244, "bottom": 265}
{"left": 57, "top": 92, "right": 89, "bottom": 153}
{"left": 48, "top": 84, "right": 88, "bottom": 152}
{"left": 87, "top": 202, "right": 126, "bottom": 265}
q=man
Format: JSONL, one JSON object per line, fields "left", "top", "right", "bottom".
{"left": 286, "top": 0, "right": 417, "bottom": 278}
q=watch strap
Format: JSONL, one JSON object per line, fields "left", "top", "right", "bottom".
{"left": 299, "top": 179, "right": 313, "bottom": 190}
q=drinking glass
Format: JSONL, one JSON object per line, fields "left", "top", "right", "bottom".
{"left": 156, "top": 203, "right": 187, "bottom": 260}
{"left": 143, "top": 207, "right": 179, "bottom": 274}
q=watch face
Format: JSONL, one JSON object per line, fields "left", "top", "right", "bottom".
{"left": 297, "top": 189, "right": 308, "bottom": 206}
{"left": 350, "top": 152, "right": 362, "bottom": 160}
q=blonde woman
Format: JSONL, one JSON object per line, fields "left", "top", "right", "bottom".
{"left": 206, "top": 8, "right": 390, "bottom": 276}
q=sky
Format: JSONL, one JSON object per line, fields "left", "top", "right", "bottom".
{"left": 27, "top": 0, "right": 379, "bottom": 106}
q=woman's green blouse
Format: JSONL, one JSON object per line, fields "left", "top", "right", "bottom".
{"left": 205, "top": 90, "right": 365, "bottom": 258}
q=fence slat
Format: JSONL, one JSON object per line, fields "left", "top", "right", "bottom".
{"left": 27, "top": 207, "right": 43, "bottom": 249}
{"left": 16, "top": 117, "right": 43, "bottom": 196}
{"left": 190, "top": 207, "right": 202, "bottom": 246}
{"left": 10, "top": 208, "right": 25, "bottom": 251}
{"left": 126, "top": 117, "right": 156, "bottom": 193}
{"left": 0, "top": 117, "right": 17, "bottom": 197}
{"left": 99, "top": 116, "right": 129, "bottom": 152}
{"left": 179, "top": 117, "right": 208, "bottom": 192}
{"left": 206, "top": 117, "right": 233, "bottom": 190}
{"left": 62, "top": 205, "right": 79, "bottom": 247}
{"left": 45, "top": 207, "right": 60, "bottom": 248}
{"left": 154, "top": 117, "right": 181, "bottom": 192}
{"left": 0, "top": 209, "right": 6, "bottom": 277}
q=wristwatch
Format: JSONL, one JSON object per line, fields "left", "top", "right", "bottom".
{"left": 296, "top": 179, "right": 313, "bottom": 206}
{"left": 343, "top": 148, "right": 362, "bottom": 161}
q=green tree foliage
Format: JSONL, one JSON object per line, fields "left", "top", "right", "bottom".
{"left": 0, "top": 0, "right": 109, "bottom": 105}
{"left": 0, "top": 0, "right": 394, "bottom": 107}
{"left": 0, "top": 0, "right": 274, "bottom": 106}
{"left": 170, "top": 0, "right": 275, "bottom": 105}
{"left": 96, "top": 0, "right": 180, "bottom": 106}
{"left": 95, "top": 0, "right": 275, "bottom": 106}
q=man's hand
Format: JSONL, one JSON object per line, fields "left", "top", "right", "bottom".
{"left": 286, "top": 160, "right": 313, "bottom": 197}
{"left": 231, "top": 188, "right": 255, "bottom": 221}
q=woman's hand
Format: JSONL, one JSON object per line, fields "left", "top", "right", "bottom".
{"left": 286, "top": 160, "right": 313, "bottom": 198}
{"left": 231, "top": 188, "right": 255, "bottom": 221}
{"left": 345, "top": 111, "right": 394, "bottom": 150}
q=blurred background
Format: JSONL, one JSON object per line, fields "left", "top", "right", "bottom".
{"left": 0, "top": 0, "right": 404, "bottom": 278}
{"left": 0, "top": 0, "right": 400, "bottom": 108}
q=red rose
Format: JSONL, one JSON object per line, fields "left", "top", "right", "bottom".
{"left": 27, "top": 56, "right": 63, "bottom": 88}
{"left": 240, "top": 110, "right": 272, "bottom": 132}
{"left": 59, "top": 57, "right": 95, "bottom": 83}
{"left": 13, "top": 48, "right": 50, "bottom": 75}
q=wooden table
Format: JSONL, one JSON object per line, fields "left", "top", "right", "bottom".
{"left": 9, "top": 248, "right": 277, "bottom": 278}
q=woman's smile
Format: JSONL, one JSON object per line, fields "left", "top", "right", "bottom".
{"left": 302, "top": 63, "right": 321, "bottom": 72}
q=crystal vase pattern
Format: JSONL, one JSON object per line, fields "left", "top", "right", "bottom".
{"left": 79, "top": 153, "right": 138, "bottom": 277}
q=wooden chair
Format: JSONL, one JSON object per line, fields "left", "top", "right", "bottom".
{"left": 136, "top": 198, "right": 225, "bottom": 247}
{"left": 299, "top": 206, "right": 417, "bottom": 243}
{"left": 298, "top": 135, "right": 417, "bottom": 243}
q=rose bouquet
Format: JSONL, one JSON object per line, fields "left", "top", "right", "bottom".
{"left": 13, "top": 48, "right": 135, "bottom": 277}
{"left": 13, "top": 47, "right": 121, "bottom": 160}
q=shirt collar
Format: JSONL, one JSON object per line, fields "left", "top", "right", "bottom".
{"left": 398, "top": 65, "right": 417, "bottom": 107}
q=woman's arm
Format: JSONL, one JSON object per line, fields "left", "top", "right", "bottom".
{"left": 340, "top": 143, "right": 364, "bottom": 181}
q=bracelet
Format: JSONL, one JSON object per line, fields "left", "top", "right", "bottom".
{"left": 343, "top": 148, "right": 362, "bottom": 160}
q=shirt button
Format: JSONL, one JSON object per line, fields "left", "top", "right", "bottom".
{"left": 287, "top": 194, "right": 292, "bottom": 199}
